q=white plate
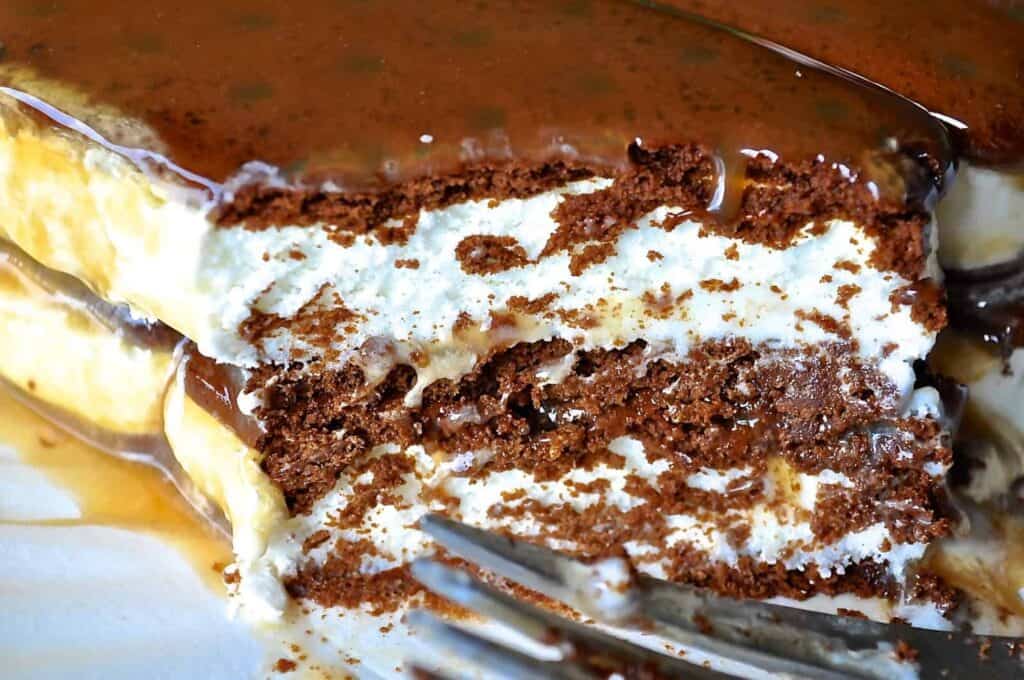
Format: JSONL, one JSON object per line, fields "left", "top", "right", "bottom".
{"left": 0, "top": 397, "right": 264, "bottom": 680}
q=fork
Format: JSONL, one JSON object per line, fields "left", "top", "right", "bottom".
{"left": 408, "top": 514, "right": 1024, "bottom": 680}
{"left": 0, "top": 372, "right": 231, "bottom": 539}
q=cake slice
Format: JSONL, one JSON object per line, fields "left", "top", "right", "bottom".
{"left": 661, "top": 0, "right": 1024, "bottom": 351}
{"left": 0, "top": 0, "right": 973, "bottom": 668}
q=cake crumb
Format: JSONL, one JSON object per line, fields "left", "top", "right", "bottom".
{"left": 835, "top": 284, "right": 862, "bottom": 309}
{"left": 834, "top": 259, "right": 861, "bottom": 274}
{"left": 836, "top": 608, "right": 867, "bottom": 619}
{"left": 455, "top": 234, "right": 530, "bottom": 274}
{"left": 699, "top": 277, "right": 741, "bottom": 292}
{"left": 273, "top": 658, "right": 297, "bottom": 673}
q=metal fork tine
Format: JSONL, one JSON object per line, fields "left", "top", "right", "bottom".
{"left": 411, "top": 559, "right": 562, "bottom": 642}
{"left": 422, "top": 515, "right": 1024, "bottom": 679}
{"left": 418, "top": 514, "right": 587, "bottom": 606}
{"left": 412, "top": 558, "right": 750, "bottom": 680}
{"left": 419, "top": 515, "right": 866, "bottom": 679}
{"left": 408, "top": 610, "right": 595, "bottom": 680}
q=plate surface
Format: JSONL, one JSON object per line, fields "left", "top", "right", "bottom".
{"left": 0, "top": 392, "right": 264, "bottom": 680}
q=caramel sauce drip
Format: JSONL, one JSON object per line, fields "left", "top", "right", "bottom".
{"left": 0, "top": 0, "right": 950, "bottom": 200}
{"left": 0, "top": 386, "right": 231, "bottom": 594}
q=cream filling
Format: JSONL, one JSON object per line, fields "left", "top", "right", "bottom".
{"left": 1, "top": 91, "right": 938, "bottom": 410}
{"left": 937, "top": 163, "right": 1024, "bottom": 270}
{"left": 162, "top": 370, "right": 289, "bottom": 623}
{"left": 261, "top": 419, "right": 946, "bottom": 616}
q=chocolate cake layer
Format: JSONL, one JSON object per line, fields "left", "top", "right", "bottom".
{"left": 248, "top": 338, "right": 952, "bottom": 523}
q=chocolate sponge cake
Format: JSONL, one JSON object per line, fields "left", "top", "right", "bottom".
{"left": 2, "top": 1, "right": 1019, "bottom": 673}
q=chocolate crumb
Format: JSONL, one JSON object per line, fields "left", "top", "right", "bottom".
{"left": 455, "top": 235, "right": 530, "bottom": 275}
{"left": 835, "top": 284, "right": 862, "bottom": 309}
{"left": 699, "top": 277, "right": 741, "bottom": 292}
{"left": 836, "top": 607, "right": 868, "bottom": 619}
{"left": 835, "top": 259, "right": 862, "bottom": 274}
{"left": 273, "top": 658, "right": 297, "bottom": 673}
{"left": 895, "top": 640, "right": 919, "bottom": 662}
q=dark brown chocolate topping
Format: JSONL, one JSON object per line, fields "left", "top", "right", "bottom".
{"left": 0, "top": 0, "right": 951, "bottom": 211}
{"left": 663, "top": 0, "right": 1024, "bottom": 167}
{"left": 946, "top": 257, "right": 1024, "bottom": 357}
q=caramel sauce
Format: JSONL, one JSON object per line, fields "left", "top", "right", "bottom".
{"left": 0, "top": 0, "right": 951, "bottom": 199}
{"left": 662, "top": 0, "right": 1024, "bottom": 166}
{"left": 0, "top": 386, "right": 231, "bottom": 595}
{"left": 927, "top": 514, "right": 1024, "bottom": 619}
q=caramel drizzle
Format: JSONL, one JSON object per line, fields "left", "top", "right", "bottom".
{"left": 0, "top": 0, "right": 951, "bottom": 211}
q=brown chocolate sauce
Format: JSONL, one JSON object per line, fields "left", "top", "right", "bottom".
{"left": 0, "top": 0, "right": 952, "bottom": 211}
{"left": 182, "top": 344, "right": 263, "bottom": 448}
{"left": 660, "top": 0, "right": 1024, "bottom": 167}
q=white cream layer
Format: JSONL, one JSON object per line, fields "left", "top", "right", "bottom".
{"left": 0, "top": 96, "right": 939, "bottom": 410}
{"left": 258, "top": 410, "right": 946, "bottom": 615}
{"left": 205, "top": 189, "right": 937, "bottom": 406}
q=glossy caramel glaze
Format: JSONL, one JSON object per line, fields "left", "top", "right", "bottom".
{"left": 664, "top": 0, "right": 1024, "bottom": 167}
{"left": 0, "top": 0, "right": 951, "bottom": 201}
{"left": 183, "top": 345, "right": 263, "bottom": 449}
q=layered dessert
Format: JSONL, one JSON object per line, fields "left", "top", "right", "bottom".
{"left": 0, "top": 0, "right": 1020, "bottom": 674}
{"left": 661, "top": 0, "right": 1024, "bottom": 347}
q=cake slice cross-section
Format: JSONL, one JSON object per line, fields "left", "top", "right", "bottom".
{"left": 0, "top": 0, "right": 964, "bottom": 645}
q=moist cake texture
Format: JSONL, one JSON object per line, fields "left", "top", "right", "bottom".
{"left": 2, "top": 0, "right": 1021, "bottom": 675}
